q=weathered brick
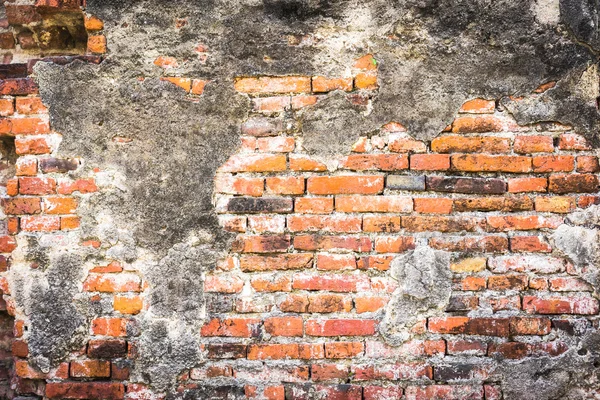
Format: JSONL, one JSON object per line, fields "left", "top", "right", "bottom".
{"left": 113, "top": 295, "right": 143, "bottom": 315}
{"left": 535, "top": 196, "right": 575, "bottom": 213}
{"left": 287, "top": 215, "right": 362, "bottom": 233}
{"left": 363, "top": 386, "right": 404, "bottom": 400}
{"left": 248, "top": 343, "right": 323, "bottom": 360}
{"left": 43, "top": 197, "right": 78, "bottom": 214}
{"left": 264, "top": 316, "right": 303, "bottom": 337}
{"left": 307, "top": 176, "right": 384, "bottom": 195}
{"left": 487, "top": 215, "right": 562, "bottom": 231}
{"left": 488, "top": 255, "right": 566, "bottom": 274}
{"left": 294, "top": 235, "right": 372, "bottom": 252}
{"left": 306, "top": 319, "right": 376, "bottom": 336}
{"left": 316, "top": 254, "right": 356, "bottom": 271}
{"left": 233, "top": 235, "right": 291, "bottom": 253}
{"left": 427, "top": 176, "right": 506, "bottom": 194}
{"left": 450, "top": 258, "right": 486, "bottom": 273}
{"left": 224, "top": 197, "right": 293, "bottom": 213}
{"left": 201, "top": 318, "right": 261, "bottom": 337}
{"left": 434, "top": 364, "right": 491, "bottom": 381}
{"left": 387, "top": 175, "right": 426, "bottom": 191}
{"left": 311, "top": 364, "right": 350, "bottom": 381}
{"left": 451, "top": 114, "right": 512, "bottom": 133}
{"left": 266, "top": 176, "right": 304, "bottom": 194}
{"left": 21, "top": 215, "right": 60, "bottom": 232}
{"left": 206, "top": 343, "right": 247, "bottom": 359}
{"left": 453, "top": 196, "right": 533, "bottom": 212}
{"left": 39, "top": 157, "right": 80, "bottom": 173}
{"left": 0, "top": 78, "right": 39, "bottom": 95}
{"left": 247, "top": 215, "right": 285, "bottom": 233}
{"left": 488, "top": 275, "right": 528, "bottom": 290}
{"left": 219, "top": 154, "right": 287, "bottom": 172}
{"left": 532, "top": 155, "right": 574, "bottom": 172}
{"left": 87, "top": 339, "right": 127, "bottom": 359}
{"left": 292, "top": 273, "right": 368, "bottom": 292}
{"left": 429, "top": 236, "right": 507, "bottom": 252}
{"left": 70, "top": 360, "right": 111, "bottom": 378}
{"left": 452, "top": 154, "right": 531, "bottom": 173}
{"left": 250, "top": 274, "right": 292, "bottom": 292}
{"left": 325, "top": 342, "right": 364, "bottom": 358}
{"left": 308, "top": 293, "right": 353, "bottom": 312}
{"left": 513, "top": 135, "right": 554, "bottom": 153}
{"left": 488, "top": 342, "right": 530, "bottom": 359}
{"left": 252, "top": 96, "right": 290, "bottom": 112}
{"left": 510, "top": 236, "right": 552, "bottom": 253}
{"left": 577, "top": 156, "right": 600, "bottom": 172}
{"left": 57, "top": 178, "right": 98, "bottom": 194}
{"left": 46, "top": 382, "right": 124, "bottom": 399}
{"left": 289, "top": 154, "right": 327, "bottom": 171}
{"left": 15, "top": 136, "right": 52, "bottom": 154}
{"left": 549, "top": 277, "right": 593, "bottom": 292}
{"left": 558, "top": 133, "right": 590, "bottom": 150}
{"left": 239, "top": 253, "right": 312, "bottom": 272}
{"left": 374, "top": 236, "right": 415, "bottom": 253}
{"left": 447, "top": 340, "right": 487, "bottom": 356}
{"left": 352, "top": 362, "right": 432, "bottom": 381}
{"left": 235, "top": 76, "right": 311, "bottom": 94}
{"left": 3, "top": 197, "right": 41, "bottom": 215}
{"left": 548, "top": 174, "right": 599, "bottom": 193}
{"left": 403, "top": 216, "right": 483, "bottom": 232}
{"left": 523, "top": 296, "right": 599, "bottom": 315}
{"left": 257, "top": 136, "right": 295, "bottom": 152}
{"left": 459, "top": 98, "right": 495, "bottom": 113}
{"left": 312, "top": 76, "right": 353, "bottom": 92}
{"left": 429, "top": 317, "right": 509, "bottom": 336}
{"left": 431, "top": 135, "right": 509, "bottom": 153}
{"left": 342, "top": 154, "right": 408, "bottom": 171}
{"left": 363, "top": 216, "right": 401, "bottom": 233}
{"left": 509, "top": 317, "right": 551, "bottom": 335}
{"left": 83, "top": 273, "right": 142, "bottom": 292}
{"left": 414, "top": 197, "right": 452, "bottom": 214}
{"left": 336, "top": 195, "right": 412, "bottom": 212}
{"left": 355, "top": 296, "right": 388, "bottom": 313}
{"left": 295, "top": 197, "right": 333, "bottom": 214}
{"left": 241, "top": 117, "right": 284, "bottom": 136}
{"left": 388, "top": 135, "right": 427, "bottom": 153}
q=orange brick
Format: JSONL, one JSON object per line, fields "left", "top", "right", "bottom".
{"left": 305, "top": 319, "right": 376, "bottom": 336}
{"left": 354, "top": 54, "right": 377, "bottom": 70}
{"left": 535, "top": 196, "right": 575, "bottom": 213}
{"left": 355, "top": 296, "right": 388, "bottom": 313}
{"left": 91, "top": 317, "right": 127, "bottom": 337}
{"left": 335, "top": 195, "right": 412, "bottom": 212}
{"left": 452, "top": 155, "right": 531, "bottom": 173}
{"left": 414, "top": 198, "right": 452, "bottom": 214}
{"left": 510, "top": 236, "right": 552, "bottom": 253}
{"left": 308, "top": 293, "right": 353, "bottom": 312}
{"left": 532, "top": 155, "right": 574, "bottom": 172}
{"left": 487, "top": 215, "right": 562, "bottom": 231}
{"left": 15, "top": 136, "right": 51, "bottom": 154}
{"left": 288, "top": 215, "right": 361, "bottom": 233}
{"left": 307, "top": 176, "right": 384, "bottom": 195}
{"left": 325, "top": 342, "right": 364, "bottom": 358}
{"left": 342, "top": 154, "right": 408, "bottom": 171}
{"left": 316, "top": 254, "right": 356, "bottom": 271}
{"left": 11, "top": 117, "right": 50, "bottom": 134}
{"left": 312, "top": 76, "right": 353, "bottom": 92}
{"left": 250, "top": 274, "right": 291, "bottom": 292}
{"left": 234, "top": 76, "right": 311, "bottom": 94}
{"left": 43, "top": 197, "right": 77, "bottom": 214}
{"left": 84, "top": 14, "right": 104, "bottom": 31}
{"left": 266, "top": 176, "right": 304, "bottom": 194}
{"left": 219, "top": 154, "right": 286, "bottom": 172}
{"left": 113, "top": 295, "right": 143, "bottom": 314}
{"left": 508, "top": 177, "right": 547, "bottom": 193}
{"left": 291, "top": 95, "right": 319, "bottom": 109}
{"left": 451, "top": 115, "right": 513, "bottom": 133}
{"left": 431, "top": 136, "right": 509, "bottom": 153}
{"left": 558, "top": 133, "right": 590, "bottom": 150}
{"left": 15, "top": 360, "right": 68, "bottom": 379}
{"left": 363, "top": 216, "right": 401, "bottom": 233}
{"left": 20, "top": 215, "right": 60, "bottom": 231}
{"left": 83, "top": 273, "right": 142, "bottom": 292}
{"left": 428, "top": 317, "right": 469, "bottom": 334}
{"left": 161, "top": 77, "right": 192, "bottom": 92}
{"left": 15, "top": 157, "right": 37, "bottom": 176}
{"left": 215, "top": 176, "right": 264, "bottom": 197}
{"left": 289, "top": 155, "right": 327, "bottom": 171}
{"left": 355, "top": 72, "right": 377, "bottom": 89}
{"left": 154, "top": 56, "right": 178, "bottom": 68}
{"left": 459, "top": 98, "right": 495, "bottom": 113}
{"left": 61, "top": 216, "right": 80, "bottom": 230}
{"left": 70, "top": 360, "right": 110, "bottom": 378}
{"left": 374, "top": 236, "right": 416, "bottom": 253}
{"left": 388, "top": 135, "right": 427, "bottom": 153}
{"left": 295, "top": 197, "right": 333, "bottom": 214}
{"left": 410, "top": 154, "right": 450, "bottom": 171}
{"left": 57, "top": 178, "right": 98, "bottom": 194}
{"left": 191, "top": 79, "right": 208, "bottom": 95}
{"left": 403, "top": 216, "right": 483, "bottom": 232}
{"left": 88, "top": 35, "right": 107, "bottom": 54}
{"left": 15, "top": 97, "right": 47, "bottom": 114}
{"left": 513, "top": 135, "right": 554, "bottom": 153}
{"left": 201, "top": 318, "right": 260, "bottom": 337}
{"left": 264, "top": 316, "right": 303, "bottom": 337}
{"left": 577, "top": 156, "right": 599, "bottom": 173}
{"left": 0, "top": 98, "right": 14, "bottom": 116}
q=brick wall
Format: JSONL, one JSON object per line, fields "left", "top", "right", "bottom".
{"left": 0, "top": 2, "right": 598, "bottom": 399}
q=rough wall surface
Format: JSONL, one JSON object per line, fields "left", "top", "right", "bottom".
{"left": 0, "top": 0, "right": 599, "bottom": 399}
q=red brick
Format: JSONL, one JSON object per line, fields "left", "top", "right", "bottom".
{"left": 558, "top": 133, "right": 590, "bottom": 150}
{"left": 250, "top": 274, "right": 292, "bottom": 292}
{"left": 15, "top": 136, "right": 52, "bottom": 155}
{"left": 312, "top": 76, "right": 353, "bottom": 92}
{"left": 307, "top": 176, "right": 384, "bottom": 195}
{"left": 523, "top": 296, "right": 599, "bottom": 315}
{"left": 257, "top": 136, "right": 295, "bottom": 152}
{"left": 577, "top": 156, "right": 600, "bottom": 172}
{"left": 533, "top": 155, "right": 574, "bottom": 172}
{"left": 15, "top": 97, "right": 47, "bottom": 114}
{"left": 459, "top": 98, "right": 495, "bottom": 113}
{"left": 488, "top": 342, "right": 530, "bottom": 359}
{"left": 70, "top": 360, "right": 110, "bottom": 378}
{"left": 447, "top": 340, "right": 487, "bottom": 356}
{"left": 240, "top": 253, "right": 312, "bottom": 272}
{"left": 316, "top": 254, "right": 356, "bottom": 271}
{"left": 487, "top": 215, "right": 562, "bottom": 231}
{"left": 83, "top": 273, "right": 142, "bottom": 292}
{"left": 21, "top": 215, "right": 60, "bottom": 232}
{"left": 414, "top": 197, "right": 452, "bottom": 214}
{"left": 264, "top": 316, "right": 303, "bottom": 337}
{"left": 488, "top": 275, "right": 528, "bottom": 290}
{"left": 91, "top": 317, "right": 127, "bottom": 337}
{"left": 431, "top": 135, "right": 509, "bottom": 153}
{"left": 335, "top": 195, "right": 412, "bottom": 212}
{"left": 342, "top": 154, "right": 408, "bottom": 171}
{"left": 363, "top": 386, "right": 404, "bottom": 400}
{"left": 201, "top": 318, "right": 261, "bottom": 337}
{"left": 363, "top": 216, "right": 401, "bottom": 233}
{"left": 513, "top": 135, "right": 554, "bottom": 153}
{"left": 288, "top": 215, "right": 361, "bottom": 233}
{"left": 292, "top": 273, "right": 368, "bottom": 292}
{"left": 57, "top": 178, "right": 98, "bottom": 194}
{"left": 355, "top": 296, "right": 388, "bottom": 313}
{"left": 352, "top": 362, "right": 432, "bottom": 381}
{"left": 220, "top": 154, "right": 286, "bottom": 172}
{"left": 235, "top": 76, "right": 311, "bottom": 94}
{"left": 509, "top": 317, "right": 551, "bottom": 335}
{"left": 388, "top": 135, "right": 427, "bottom": 153}
{"left": 215, "top": 176, "right": 264, "bottom": 196}
{"left": 279, "top": 294, "right": 309, "bottom": 312}
{"left": 3, "top": 198, "right": 41, "bottom": 215}
{"left": 403, "top": 216, "right": 483, "bottom": 232}
{"left": 46, "top": 382, "right": 124, "bottom": 399}
{"left": 306, "top": 319, "right": 376, "bottom": 336}
{"left": 233, "top": 235, "right": 291, "bottom": 253}
{"left": 294, "top": 235, "right": 372, "bottom": 252}
{"left": 510, "top": 236, "right": 552, "bottom": 253}
{"left": 264, "top": 177, "right": 303, "bottom": 195}
{"left": 325, "top": 342, "right": 364, "bottom": 358}
{"left": 357, "top": 256, "right": 394, "bottom": 271}
{"left": 248, "top": 343, "right": 323, "bottom": 360}
{"left": 508, "top": 177, "right": 548, "bottom": 193}
{"left": 0, "top": 78, "right": 39, "bottom": 96}
{"left": 311, "top": 364, "right": 349, "bottom": 381}
{"left": 410, "top": 154, "right": 450, "bottom": 171}
{"left": 452, "top": 154, "right": 531, "bottom": 173}
{"left": 373, "top": 236, "right": 416, "bottom": 253}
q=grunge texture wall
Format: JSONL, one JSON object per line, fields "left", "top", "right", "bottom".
{"left": 0, "top": 0, "right": 599, "bottom": 399}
